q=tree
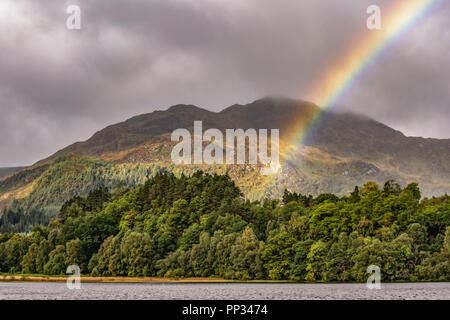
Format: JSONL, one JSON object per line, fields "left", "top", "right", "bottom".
{"left": 289, "top": 240, "right": 314, "bottom": 281}
{"left": 383, "top": 180, "right": 402, "bottom": 196}
{"left": 34, "top": 240, "right": 52, "bottom": 274}
{"left": 349, "top": 186, "right": 360, "bottom": 202}
{"left": 261, "top": 231, "right": 296, "bottom": 280}
{"left": 305, "top": 240, "right": 329, "bottom": 281}
{"left": 120, "top": 231, "right": 154, "bottom": 276}
{"left": 178, "top": 223, "right": 200, "bottom": 250}
{"left": 95, "top": 235, "right": 117, "bottom": 275}
{"left": 402, "top": 183, "right": 421, "bottom": 201}
{"left": 44, "top": 245, "right": 66, "bottom": 275}
{"left": 407, "top": 223, "right": 428, "bottom": 274}
{"left": 21, "top": 243, "right": 39, "bottom": 274}
{"left": 229, "top": 227, "right": 265, "bottom": 280}
{"left": 190, "top": 232, "right": 213, "bottom": 277}
{"left": 65, "top": 238, "right": 86, "bottom": 272}
{"left": 444, "top": 226, "right": 450, "bottom": 254}
{"left": 2, "top": 234, "right": 28, "bottom": 273}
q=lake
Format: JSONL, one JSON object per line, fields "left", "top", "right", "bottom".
{"left": 0, "top": 282, "right": 449, "bottom": 300}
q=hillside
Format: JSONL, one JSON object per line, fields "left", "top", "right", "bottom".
{"left": 0, "top": 167, "right": 24, "bottom": 179}
{"left": 0, "top": 97, "right": 449, "bottom": 232}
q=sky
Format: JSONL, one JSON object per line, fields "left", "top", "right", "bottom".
{"left": 0, "top": 0, "right": 449, "bottom": 167}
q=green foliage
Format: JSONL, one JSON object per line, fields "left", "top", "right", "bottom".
{"left": 21, "top": 243, "right": 39, "bottom": 274}
{"left": 120, "top": 231, "right": 154, "bottom": 276}
{"left": 0, "top": 173, "right": 448, "bottom": 282}
{"left": 65, "top": 239, "right": 86, "bottom": 272}
{"left": 44, "top": 245, "right": 66, "bottom": 275}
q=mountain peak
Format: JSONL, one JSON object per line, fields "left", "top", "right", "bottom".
{"left": 167, "top": 104, "right": 205, "bottom": 113}
{"left": 254, "top": 95, "right": 300, "bottom": 104}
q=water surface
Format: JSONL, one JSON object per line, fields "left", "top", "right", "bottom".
{"left": 0, "top": 282, "right": 449, "bottom": 300}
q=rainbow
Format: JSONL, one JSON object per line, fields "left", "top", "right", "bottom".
{"left": 284, "top": 0, "right": 445, "bottom": 157}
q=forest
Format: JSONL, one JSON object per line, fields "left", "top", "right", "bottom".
{"left": 0, "top": 171, "right": 449, "bottom": 282}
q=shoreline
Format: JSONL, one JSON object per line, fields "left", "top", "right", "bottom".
{"left": 0, "top": 275, "right": 445, "bottom": 284}
{"left": 0, "top": 275, "right": 240, "bottom": 283}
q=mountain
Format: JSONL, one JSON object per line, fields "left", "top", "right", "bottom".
{"left": 1, "top": 97, "right": 449, "bottom": 232}
{"left": 0, "top": 167, "right": 24, "bottom": 179}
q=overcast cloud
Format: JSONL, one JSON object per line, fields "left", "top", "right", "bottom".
{"left": 0, "top": 0, "right": 449, "bottom": 166}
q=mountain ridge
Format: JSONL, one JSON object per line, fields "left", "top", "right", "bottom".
{"left": 34, "top": 97, "right": 414, "bottom": 162}
{"left": 4, "top": 97, "right": 450, "bottom": 190}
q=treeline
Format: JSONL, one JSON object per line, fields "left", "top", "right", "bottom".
{"left": 0, "top": 173, "right": 449, "bottom": 282}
